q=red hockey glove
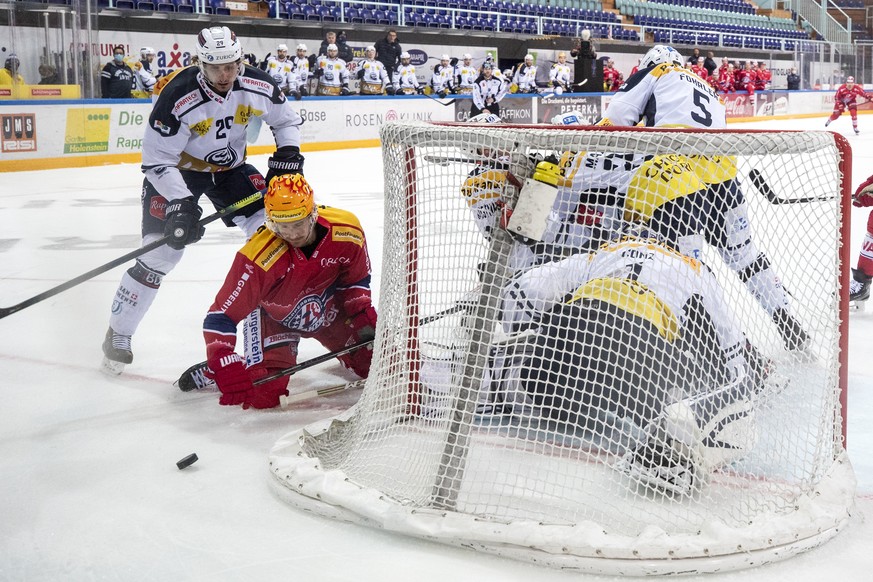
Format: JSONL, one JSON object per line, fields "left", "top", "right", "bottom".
{"left": 853, "top": 174, "right": 873, "bottom": 207}
{"left": 348, "top": 306, "right": 378, "bottom": 342}
{"left": 207, "top": 351, "right": 253, "bottom": 407}
{"left": 243, "top": 368, "right": 289, "bottom": 410}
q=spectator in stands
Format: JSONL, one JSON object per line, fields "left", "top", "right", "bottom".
{"left": 703, "top": 51, "right": 717, "bottom": 78}
{"left": 0, "top": 54, "right": 24, "bottom": 85}
{"left": 319, "top": 31, "right": 353, "bottom": 63}
{"left": 787, "top": 67, "right": 800, "bottom": 91}
{"left": 101, "top": 46, "right": 134, "bottom": 99}
{"left": 688, "top": 48, "right": 702, "bottom": 67}
{"left": 375, "top": 29, "right": 402, "bottom": 77}
{"left": 37, "top": 63, "right": 61, "bottom": 84}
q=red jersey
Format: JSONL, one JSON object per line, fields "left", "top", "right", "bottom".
{"left": 718, "top": 69, "right": 735, "bottom": 93}
{"left": 735, "top": 68, "right": 756, "bottom": 94}
{"left": 834, "top": 84, "right": 870, "bottom": 106}
{"left": 603, "top": 66, "right": 623, "bottom": 91}
{"left": 754, "top": 68, "right": 771, "bottom": 91}
{"left": 691, "top": 64, "right": 708, "bottom": 81}
{"left": 204, "top": 207, "right": 373, "bottom": 361}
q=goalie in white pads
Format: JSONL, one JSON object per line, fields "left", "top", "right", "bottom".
{"left": 501, "top": 232, "right": 773, "bottom": 496}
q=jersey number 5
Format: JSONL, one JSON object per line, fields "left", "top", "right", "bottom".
{"left": 691, "top": 89, "right": 713, "bottom": 127}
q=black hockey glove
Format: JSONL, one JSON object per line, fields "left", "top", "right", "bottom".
{"left": 259, "top": 53, "right": 271, "bottom": 71}
{"left": 340, "top": 87, "right": 351, "bottom": 96}
{"left": 314, "top": 68, "right": 324, "bottom": 78}
{"left": 164, "top": 197, "right": 204, "bottom": 250}
{"left": 416, "top": 86, "right": 424, "bottom": 95}
{"left": 244, "top": 53, "right": 257, "bottom": 67}
{"left": 356, "top": 69, "right": 365, "bottom": 80}
{"left": 437, "top": 90, "right": 448, "bottom": 99}
{"left": 291, "top": 90, "right": 302, "bottom": 101}
{"left": 385, "top": 86, "right": 396, "bottom": 95}
{"left": 266, "top": 146, "right": 305, "bottom": 185}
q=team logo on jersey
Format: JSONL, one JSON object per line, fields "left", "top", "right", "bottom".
{"left": 282, "top": 295, "right": 327, "bottom": 333}
{"left": 204, "top": 146, "right": 237, "bottom": 167}
{"left": 189, "top": 118, "right": 213, "bottom": 137}
{"left": 234, "top": 105, "right": 262, "bottom": 127}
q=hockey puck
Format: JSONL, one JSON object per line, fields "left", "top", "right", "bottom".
{"left": 176, "top": 453, "right": 198, "bottom": 470}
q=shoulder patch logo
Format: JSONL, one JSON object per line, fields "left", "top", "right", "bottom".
{"left": 190, "top": 118, "right": 213, "bottom": 137}
{"left": 332, "top": 226, "right": 364, "bottom": 247}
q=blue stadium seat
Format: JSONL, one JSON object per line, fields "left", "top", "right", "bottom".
{"left": 175, "top": 0, "right": 194, "bottom": 12}
{"left": 210, "top": 0, "right": 230, "bottom": 15}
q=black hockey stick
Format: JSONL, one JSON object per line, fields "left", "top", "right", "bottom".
{"left": 748, "top": 169, "right": 836, "bottom": 204}
{"left": 0, "top": 191, "right": 265, "bottom": 320}
{"left": 421, "top": 90, "right": 457, "bottom": 106}
{"left": 176, "top": 300, "right": 474, "bottom": 391}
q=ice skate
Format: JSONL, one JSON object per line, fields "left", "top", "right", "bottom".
{"left": 850, "top": 268, "right": 872, "bottom": 311}
{"left": 101, "top": 327, "right": 132, "bottom": 375}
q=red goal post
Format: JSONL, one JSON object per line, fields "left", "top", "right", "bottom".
{"left": 269, "top": 121, "right": 855, "bottom": 575}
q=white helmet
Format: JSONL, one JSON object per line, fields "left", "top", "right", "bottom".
{"left": 366, "top": 46, "right": 376, "bottom": 55}
{"left": 441, "top": 54, "right": 450, "bottom": 61}
{"left": 277, "top": 43, "right": 289, "bottom": 52}
{"left": 296, "top": 43, "right": 307, "bottom": 52}
{"left": 196, "top": 26, "right": 242, "bottom": 65}
{"left": 640, "top": 44, "right": 683, "bottom": 69}
{"left": 327, "top": 43, "right": 338, "bottom": 53}
{"left": 468, "top": 113, "right": 502, "bottom": 124}
{"left": 400, "top": 51, "right": 410, "bottom": 60}
{"left": 551, "top": 111, "right": 585, "bottom": 125}
{"left": 140, "top": 47, "right": 156, "bottom": 58}
{"left": 463, "top": 53, "right": 472, "bottom": 60}
{"left": 524, "top": 54, "right": 534, "bottom": 62}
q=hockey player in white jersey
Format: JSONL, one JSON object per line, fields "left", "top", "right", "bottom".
{"left": 315, "top": 44, "right": 350, "bottom": 96}
{"left": 549, "top": 52, "right": 572, "bottom": 94}
{"left": 132, "top": 47, "right": 157, "bottom": 98}
{"left": 597, "top": 44, "right": 809, "bottom": 351}
{"left": 264, "top": 43, "right": 294, "bottom": 93}
{"left": 455, "top": 54, "right": 478, "bottom": 94}
{"left": 429, "top": 54, "right": 455, "bottom": 97}
{"left": 289, "top": 44, "right": 313, "bottom": 99}
{"left": 503, "top": 232, "right": 773, "bottom": 495}
{"left": 357, "top": 46, "right": 390, "bottom": 95}
{"left": 101, "top": 26, "right": 304, "bottom": 374}
{"left": 511, "top": 54, "right": 538, "bottom": 93}
{"left": 392, "top": 52, "right": 421, "bottom": 95}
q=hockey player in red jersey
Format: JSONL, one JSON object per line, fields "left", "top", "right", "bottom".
{"left": 849, "top": 175, "right": 873, "bottom": 307}
{"left": 202, "top": 174, "right": 377, "bottom": 409}
{"left": 826, "top": 76, "right": 871, "bottom": 134}
{"left": 735, "top": 61, "right": 756, "bottom": 95}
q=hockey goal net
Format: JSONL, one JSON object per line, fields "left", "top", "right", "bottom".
{"left": 269, "top": 121, "right": 855, "bottom": 575}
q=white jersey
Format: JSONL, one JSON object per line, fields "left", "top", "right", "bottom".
{"left": 133, "top": 59, "right": 157, "bottom": 95}
{"left": 265, "top": 56, "right": 294, "bottom": 91}
{"left": 456, "top": 64, "right": 478, "bottom": 92}
{"left": 550, "top": 62, "right": 572, "bottom": 88}
{"left": 393, "top": 63, "right": 420, "bottom": 93}
{"left": 290, "top": 55, "right": 311, "bottom": 91}
{"left": 503, "top": 238, "right": 744, "bottom": 365}
{"left": 513, "top": 64, "right": 538, "bottom": 92}
{"left": 357, "top": 59, "right": 390, "bottom": 94}
{"left": 472, "top": 76, "right": 506, "bottom": 110}
{"left": 142, "top": 65, "right": 303, "bottom": 203}
{"left": 430, "top": 63, "right": 455, "bottom": 93}
{"left": 601, "top": 63, "right": 726, "bottom": 128}
{"left": 316, "top": 56, "right": 349, "bottom": 94}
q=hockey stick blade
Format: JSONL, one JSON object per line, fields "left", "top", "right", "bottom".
{"left": 748, "top": 169, "right": 835, "bottom": 204}
{"left": 174, "top": 301, "right": 474, "bottom": 391}
{"left": 0, "top": 190, "right": 264, "bottom": 320}
{"left": 421, "top": 91, "right": 456, "bottom": 106}
{"left": 280, "top": 379, "right": 365, "bottom": 407}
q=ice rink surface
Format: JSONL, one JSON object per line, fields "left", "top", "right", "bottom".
{"left": 1, "top": 115, "right": 873, "bottom": 581}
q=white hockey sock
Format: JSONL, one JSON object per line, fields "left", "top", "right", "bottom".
{"left": 108, "top": 268, "right": 161, "bottom": 337}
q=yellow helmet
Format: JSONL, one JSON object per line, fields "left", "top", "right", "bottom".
{"left": 265, "top": 174, "right": 314, "bottom": 223}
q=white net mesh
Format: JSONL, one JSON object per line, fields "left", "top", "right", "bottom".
{"left": 269, "top": 121, "right": 855, "bottom": 574}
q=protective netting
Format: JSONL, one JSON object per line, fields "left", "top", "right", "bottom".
{"left": 269, "top": 121, "right": 855, "bottom": 575}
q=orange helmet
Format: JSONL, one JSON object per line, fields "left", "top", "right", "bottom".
{"left": 265, "top": 174, "right": 315, "bottom": 223}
